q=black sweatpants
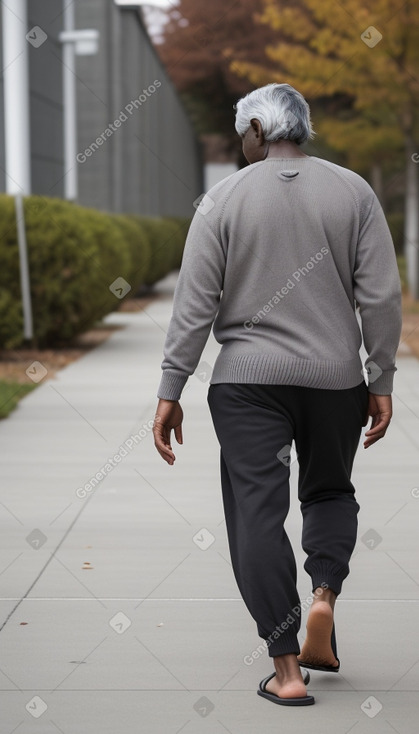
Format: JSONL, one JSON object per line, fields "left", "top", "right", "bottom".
{"left": 207, "top": 380, "right": 369, "bottom": 657}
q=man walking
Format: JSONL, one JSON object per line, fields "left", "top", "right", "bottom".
{"left": 153, "top": 83, "right": 402, "bottom": 706}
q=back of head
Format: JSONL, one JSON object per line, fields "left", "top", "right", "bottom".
{"left": 235, "top": 83, "right": 315, "bottom": 145}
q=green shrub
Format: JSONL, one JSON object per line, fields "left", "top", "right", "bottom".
{"left": 0, "top": 288, "right": 23, "bottom": 350}
{"left": 0, "top": 194, "right": 190, "bottom": 348}
{"left": 0, "top": 195, "right": 24, "bottom": 348}
{"left": 130, "top": 216, "right": 189, "bottom": 286}
{"left": 112, "top": 214, "right": 151, "bottom": 293}
{"left": 24, "top": 198, "right": 131, "bottom": 345}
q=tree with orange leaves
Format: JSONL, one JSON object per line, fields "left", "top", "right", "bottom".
{"left": 232, "top": 0, "right": 419, "bottom": 296}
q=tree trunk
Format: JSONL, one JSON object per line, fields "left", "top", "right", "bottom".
{"left": 371, "top": 163, "right": 385, "bottom": 210}
{"left": 404, "top": 134, "right": 419, "bottom": 299}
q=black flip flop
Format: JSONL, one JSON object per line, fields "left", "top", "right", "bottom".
{"left": 298, "top": 622, "right": 340, "bottom": 672}
{"left": 297, "top": 659, "right": 340, "bottom": 673}
{"left": 257, "top": 671, "right": 315, "bottom": 707}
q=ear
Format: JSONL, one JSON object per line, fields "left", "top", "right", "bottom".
{"left": 250, "top": 118, "right": 264, "bottom": 145}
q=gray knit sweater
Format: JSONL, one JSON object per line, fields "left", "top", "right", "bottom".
{"left": 157, "top": 156, "right": 402, "bottom": 400}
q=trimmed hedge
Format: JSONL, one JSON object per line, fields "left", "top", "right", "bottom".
{"left": 130, "top": 215, "right": 190, "bottom": 285}
{"left": 0, "top": 194, "right": 190, "bottom": 348}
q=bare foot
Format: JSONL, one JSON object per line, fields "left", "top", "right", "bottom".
{"left": 297, "top": 600, "right": 339, "bottom": 668}
{"left": 265, "top": 654, "right": 307, "bottom": 699}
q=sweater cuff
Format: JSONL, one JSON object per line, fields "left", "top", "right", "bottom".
{"left": 157, "top": 370, "right": 188, "bottom": 401}
{"left": 367, "top": 368, "right": 396, "bottom": 395}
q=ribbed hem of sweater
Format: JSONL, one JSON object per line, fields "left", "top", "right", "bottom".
{"left": 210, "top": 352, "right": 365, "bottom": 391}
{"left": 365, "top": 368, "right": 396, "bottom": 395}
{"left": 157, "top": 354, "right": 396, "bottom": 400}
{"left": 157, "top": 370, "right": 188, "bottom": 401}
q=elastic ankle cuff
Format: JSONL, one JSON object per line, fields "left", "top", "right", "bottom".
{"left": 264, "top": 625, "right": 301, "bottom": 657}
{"left": 309, "top": 565, "right": 348, "bottom": 597}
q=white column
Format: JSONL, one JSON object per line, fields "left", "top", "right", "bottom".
{"left": 62, "top": 1, "right": 78, "bottom": 201}
{"left": 1, "top": 0, "right": 31, "bottom": 194}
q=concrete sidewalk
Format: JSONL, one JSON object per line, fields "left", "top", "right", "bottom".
{"left": 0, "top": 272, "right": 418, "bottom": 734}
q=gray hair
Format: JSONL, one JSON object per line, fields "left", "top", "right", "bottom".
{"left": 234, "top": 83, "right": 315, "bottom": 145}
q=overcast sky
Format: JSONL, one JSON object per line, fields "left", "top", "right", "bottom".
{"left": 114, "top": 0, "right": 183, "bottom": 43}
{"left": 140, "top": 0, "right": 182, "bottom": 43}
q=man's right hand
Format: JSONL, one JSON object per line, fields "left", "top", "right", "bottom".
{"left": 153, "top": 399, "right": 184, "bottom": 465}
{"left": 362, "top": 393, "right": 393, "bottom": 449}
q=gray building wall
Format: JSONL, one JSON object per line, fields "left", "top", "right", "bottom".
{"left": 27, "top": 1, "right": 65, "bottom": 198}
{"left": 0, "top": 0, "right": 202, "bottom": 216}
{"left": 75, "top": 1, "right": 202, "bottom": 216}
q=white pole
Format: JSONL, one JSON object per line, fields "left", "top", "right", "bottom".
{"left": 1, "top": 0, "right": 31, "bottom": 194}
{"left": 15, "top": 194, "right": 33, "bottom": 340}
{"left": 62, "top": 1, "right": 78, "bottom": 201}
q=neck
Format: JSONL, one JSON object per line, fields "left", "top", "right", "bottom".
{"left": 265, "top": 140, "right": 309, "bottom": 159}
